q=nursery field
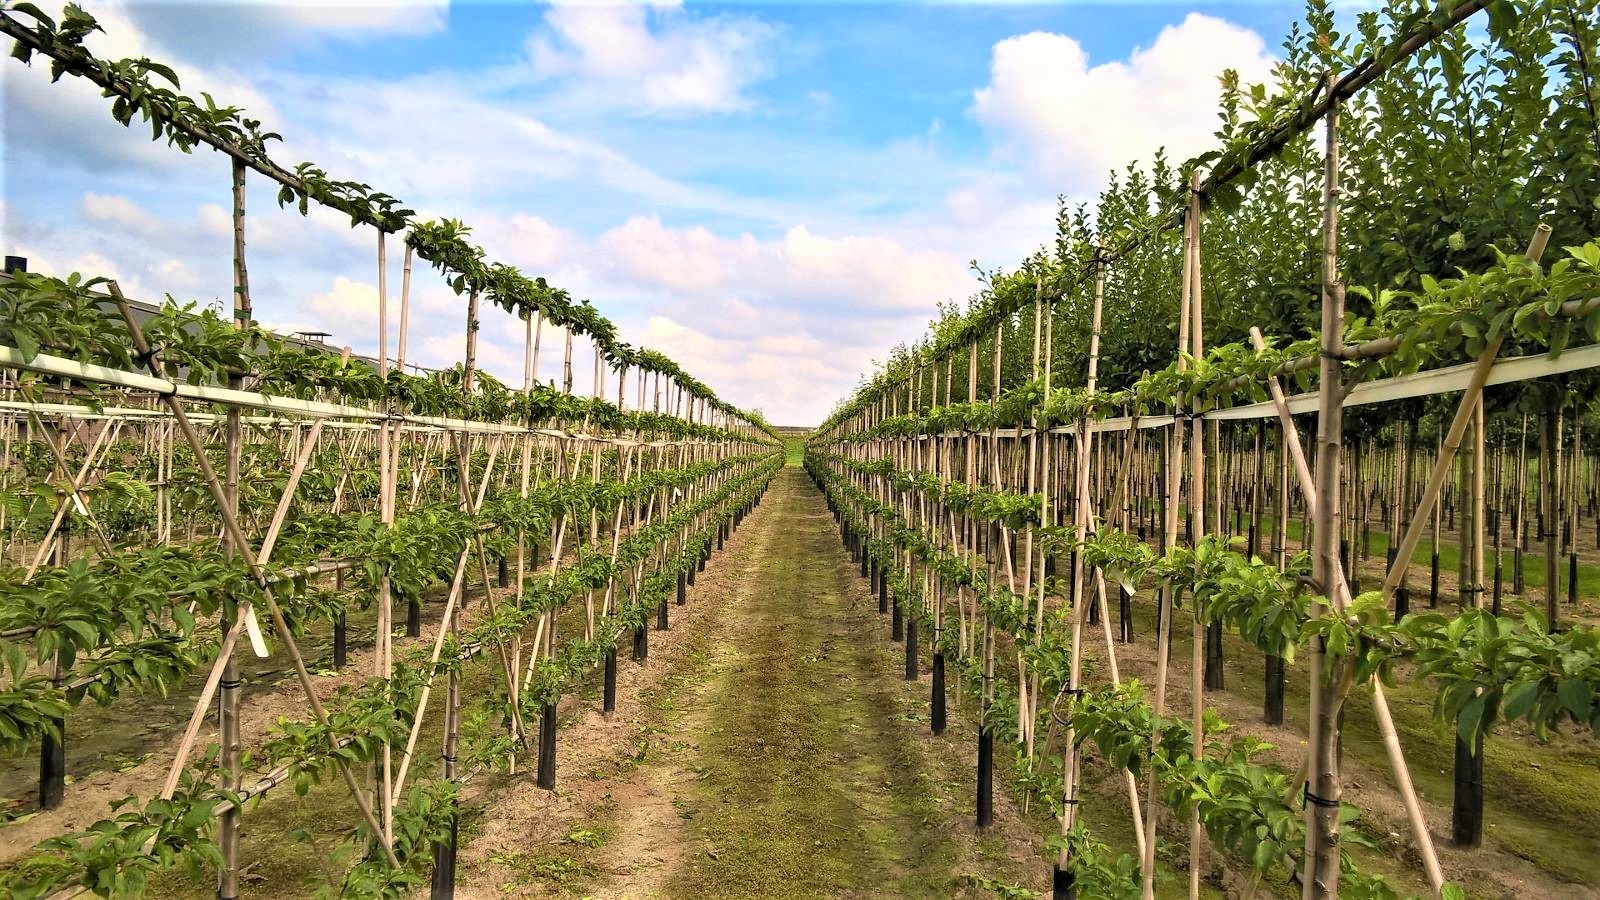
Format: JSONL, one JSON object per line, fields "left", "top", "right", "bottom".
{"left": 4, "top": 0, "right": 1600, "bottom": 898}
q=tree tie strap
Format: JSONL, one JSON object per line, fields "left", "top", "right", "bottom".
{"left": 1303, "top": 787, "right": 1340, "bottom": 809}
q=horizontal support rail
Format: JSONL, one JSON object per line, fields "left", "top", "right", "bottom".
{"left": 0, "top": 347, "right": 737, "bottom": 447}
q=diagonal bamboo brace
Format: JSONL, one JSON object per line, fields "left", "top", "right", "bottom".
{"left": 109, "top": 283, "right": 400, "bottom": 869}
{"left": 1250, "top": 325, "right": 1445, "bottom": 896}
{"left": 1379, "top": 224, "right": 1551, "bottom": 603}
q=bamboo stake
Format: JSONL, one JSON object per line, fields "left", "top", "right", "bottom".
{"left": 1381, "top": 225, "right": 1551, "bottom": 610}
{"left": 1250, "top": 327, "right": 1446, "bottom": 894}
{"left": 110, "top": 284, "right": 398, "bottom": 869}
{"left": 216, "top": 157, "right": 256, "bottom": 900}
{"left": 1303, "top": 82, "right": 1344, "bottom": 900}
{"left": 1142, "top": 191, "right": 1194, "bottom": 900}
{"left": 1057, "top": 247, "right": 1105, "bottom": 894}
{"left": 1185, "top": 173, "right": 1207, "bottom": 900}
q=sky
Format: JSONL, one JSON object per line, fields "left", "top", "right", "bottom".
{"left": 0, "top": 0, "right": 1302, "bottom": 425}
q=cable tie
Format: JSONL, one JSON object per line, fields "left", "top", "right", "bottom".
{"left": 1303, "top": 786, "right": 1341, "bottom": 808}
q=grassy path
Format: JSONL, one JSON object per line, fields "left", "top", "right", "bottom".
{"left": 484, "top": 465, "right": 1044, "bottom": 899}
{"left": 452, "top": 464, "right": 1047, "bottom": 898}
{"left": 656, "top": 466, "right": 957, "bottom": 897}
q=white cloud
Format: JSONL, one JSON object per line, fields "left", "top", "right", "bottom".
{"left": 69, "top": 191, "right": 366, "bottom": 270}
{"left": 3, "top": 0, "right": 285, "bottom": 177}
{"left": 80, "top": 192, "right": 164, "bottom": 236}
{"left": 595, "top": 215, "right": 975, "bottom": 316}
{"left": 571, "top": 216, "right": 976, "bottom": 423}
{"left": 474, "top": 213, "right": 578, "bottom": 272}
{"left": 642, "top": 313, "right": 874, "bottom": 425}
{"left": 268, "top": 74, "right": 727, "bottom": 217}
{"left": 271, "top": 1, "right": 448, "bottom": 37}
{"left": 304, "top": 275, "right": 382, "bottom": 328}
{"left": 154, "top": 258, "right": 201, "bottom": 289}
{"left": 970, "top": 13, "right": 1276, "bottom": 192}
{"left": 528, "top": 3, "right": 776, "bottom": 113}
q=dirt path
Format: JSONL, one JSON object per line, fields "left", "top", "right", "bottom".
{"left": 459, "top": 467, "right": 1047, "bottom": 899}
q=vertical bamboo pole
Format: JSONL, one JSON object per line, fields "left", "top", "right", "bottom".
{"left": 1303, "top": 83, "right": 1344, "bottom": 900}
{"left": 508, "top": 309, "right": 540, "bottom": 772}
{"left": 217, "top": 157, "right": 250, "bottom": 900}
{"left": 1021, "top": 286, "right": 1042, "bottom": 754}
{"left": 1142, "top": 196, "right": 1194, "bottom": 900}
{"left": 1056, "top": 247, "right": 1104, "bottom": 899}
{"left": 1571, "top": 418, "right": 1582, "bottom": 606}
{"left": 376, "top": 231, "right": 397, "bottom": 850}
{"left": 978, "top": 325, "right": 1003, "bottom": 829}
{"left": 1474, "top": 401, "right": 1487, "bottom": 607}
{"left": 1542, "top": 409, "right": 1559, "bottom": 628}
{"left": 431, "top": 289, "right": 480, "bottom": 898}
{"left": 1184, "top": 172, "right": 1207, "bottom": 900}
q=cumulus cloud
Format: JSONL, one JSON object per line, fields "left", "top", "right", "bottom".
{"left": 527, "top": 3, "right": 776, "bottom": 113}
{"left": 80, "top": 192, "right": 164, "bottom": 236}
{"left": 3, "top": 0, "right": 285, "bottom": 177}
{"left": 595, "top": 215, "right": 975, "bottom": 317}
{"left": 303, "top": 275, "right": 384, "bottom": 330}
{"left": 271, "top": 1, "right": 448, "bottom": 37}
{"left": 472, "top": 213, "right": 578, "bottom": 272}
{"left": 970, "top": 13, "right": 1276, "bottom": 192}
{"left": 641, "top": 313, "right": 881, "bottom": 425}
{"left": 572, "top": 215, "right": 974, "bottom": 422}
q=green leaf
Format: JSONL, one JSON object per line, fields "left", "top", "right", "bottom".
{"left": 1457, "top": 694, "right": 1486, "bottom": 749}
{"left": 1501, "top": 680, "right": 1539, "bottom": 722}
{"left": 1557, "top": 677, "right": 1592, "bottom": 721}
{"left": 14, "top": 330, "right": 41, "bottom": 362}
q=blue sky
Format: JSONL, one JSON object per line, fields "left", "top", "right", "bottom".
{"left": 2, "top": 0, "right": 1302, "bottom": 424}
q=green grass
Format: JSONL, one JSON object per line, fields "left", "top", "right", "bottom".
{"left": 1146, "top": 499, "right": 1600, "bottom": 606}
{"left": 1273, "top": 515, "right": 1600, "bottom": 603}
{"left": 133, "top": 632, "right": 506, "bottom": 899}
{"left": 1153, "top": 600, "right": 1600, "bottom": 890}
{"left": 665, "top": 468, "right": 960, "bottom": 897}
{"left": 783, "top": 437, "right": 806, "bottom": 467}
